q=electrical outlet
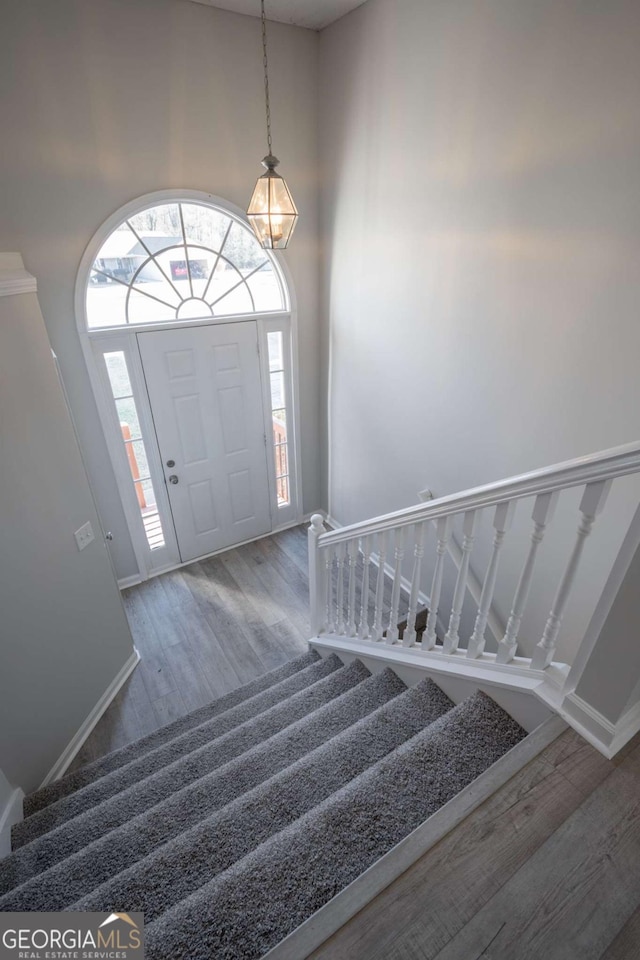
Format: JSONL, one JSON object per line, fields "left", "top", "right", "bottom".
{"left": 74, "top": 521, "right": 95, "bottom": 551}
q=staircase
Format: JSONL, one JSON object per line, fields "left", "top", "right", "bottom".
{"left": 0, "top": 649, "right": 526, "bottom": 959}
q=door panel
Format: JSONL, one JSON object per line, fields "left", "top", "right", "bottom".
{"left": 138, "top": 322, "right": 272, "bottom": 562}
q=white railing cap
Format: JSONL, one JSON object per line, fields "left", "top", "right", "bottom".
{"left": 319, "top": 441, "right": 640, "bottom": 547}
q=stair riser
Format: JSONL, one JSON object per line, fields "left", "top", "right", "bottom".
{"left": 143, "top": 693, "right": 525, "bottom": 960}
{"left": 71, "top": 679, "right": 454, "bottom": 921}
{"left": 13, "top": 655, "right": 341, "bottom": 849}
{"left": 0, "top": 659, "right": 365, "bottom": 896}
{"left": 23, "top": 651, "right": 321, "bottom": 818}
{"left": 0, "top": 665, "right": 400, "bottom": 907}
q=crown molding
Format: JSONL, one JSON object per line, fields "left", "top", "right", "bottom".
{"left": 0, "top": 253, "right": 37, "bottom": 298}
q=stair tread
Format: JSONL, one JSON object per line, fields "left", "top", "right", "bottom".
{"left": 69, "top": 677, "right": 454, "bottom": 919}
{"left": 22, "top": 649, "right": 320, "bottom": 819}
{"left": 3, "top": 645, "right": 530, "bottom": 960}
{"left": 142, "top": 691, "right": 526, "bottom": 960}
{"left": 11, "top": 653, "right": 339, "bottom": 851}
{"left": 1, "top": 655, "right": 365, "bottom": 893}
{"left": 0, "top": 665, "right": 411, "bottom": 911}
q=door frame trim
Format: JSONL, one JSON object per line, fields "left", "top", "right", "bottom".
{"left": 76, "top": 190, "right": 302, "bottom": 583}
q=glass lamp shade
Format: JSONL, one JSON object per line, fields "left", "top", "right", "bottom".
{"left": 247, "top": 155, "right": 298, "bottom": 249}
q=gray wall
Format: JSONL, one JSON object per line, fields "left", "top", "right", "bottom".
{"left": 574, "top": 535, "right": 640, "bottom": 725}
{"left": 319, "top": 0, "right": 640, "bottom": 661}
{"left": 0, "top": 291, "right": 134, "bottom": 793}
{"left": 0, "top": 0, "right": 320, "bottom": 581}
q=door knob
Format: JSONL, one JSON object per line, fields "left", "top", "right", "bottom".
{"left": 168, "top": 474, "right": 179, "bottom": 484}
{"left": 166, "top": 459, "right": 175, "bottom": 468}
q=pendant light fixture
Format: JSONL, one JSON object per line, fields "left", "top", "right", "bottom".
{"left": 247, "top": 0, "right": 298, "bottom": 249}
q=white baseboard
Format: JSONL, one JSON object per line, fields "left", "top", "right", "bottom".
{"left": 0, "top": 787, "right": 25, "bottom": 858}
{"left": 322, "top": 513, "right": 341, "bottom": 531}
{"left": 561, "top": 691, "right": 640, "bottom": 759}
{"left": 39, "top": 648, "right": 141, "bottom": 788}
{"left": 119, "top": 516, "right": 311, "bottom": 591}
{"left": 118, "top": 573, "right": 143, "bottom": 590}
{"left": 262, "top": 714, "right": 566, "bottom": 960}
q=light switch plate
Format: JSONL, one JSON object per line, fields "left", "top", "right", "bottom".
{"left": 74, "top": 521, "right": 95, "bottom": 551}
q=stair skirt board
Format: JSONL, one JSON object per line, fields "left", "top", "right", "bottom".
{"left": 0, "top": 650, "right": 567, "bottom": 960}
{"left": 263, "top": 713, "right": 567, "bottom": 960}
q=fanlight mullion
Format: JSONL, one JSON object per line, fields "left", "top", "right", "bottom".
{"left": 90, "top": 267, "right": 178, "bottom": 314}
{"left": 86, "top": 198, "right": 286, "bottom": 331}
{"left": 178, "top": 204, "right": 195, "bottom": 299}
{"left": 125, "top": 221, "right": 185, "bottom": 304}
{"left": 209, "top": 260, "right": 269, "bottom": 310}
{"left": 201, "top": 220, "right": 233, "bottom": 303}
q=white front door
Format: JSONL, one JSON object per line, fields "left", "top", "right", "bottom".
{"left": 137, "top": 321, "right": 272, "bottom": 563}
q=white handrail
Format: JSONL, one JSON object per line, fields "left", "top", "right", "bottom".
{"left": 317, "top": 441, "right": 640, "bottom": 547}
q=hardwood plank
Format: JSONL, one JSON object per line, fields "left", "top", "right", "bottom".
{"left": 271, "top": 526, "right": 310, "bottom": 577}
{"left": 309, "top": 735, "right": 616, "bottom": 960}
{"left": 137, "top": 576, "right": 187, "bottom": 648}
{"left": 600, "top": 904, "right": 640, "bottom": 959}
{"left": 169, "top": 569, "right": 244, "bottom": 698}
{"left": 179, "top": 561, "right": 265, "bottom": 685}
{"left": 131, "top": 691, "right": 162, "bottom": 739}
{"left": 256, "top": 535, "right": 310, "bottom": 604}
{"left": 236, "top": 540, "right": 311, "bottom": 639}
{"left": 426, "top": 747, "right": 640, "bottom": 960}
{"left": 151, "top": 688, "right": 188, "bottom": 728}
{"left": 121, "top": 588, "right": 159, "bottom": 656}
{"left": 161, "top": 640, "right": 217, "bottom": 712}
{"left": 219, "top": 549, "right": 292, "bottom": 628}
{"left": 136, "top": 646, "right": 177, "bottom": 702}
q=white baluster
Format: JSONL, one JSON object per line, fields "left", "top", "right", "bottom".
{"left": 467, "top": 501, "right": 515, "bottom": 659}
{"left": 324, "top": 545, "right": 335, "bottom": 634}
{"left": 531, "top": 479, "right": 612, "bottom": 670}
{"left": 423, "top": 516, "right": 452, "bottom": 651}
{"left": 496, "top": 491, "right": 559, "bottom": 664}
{"left": 358, "top": 536, "right": 372, "bottom": 639}
{"left": 385, "top": 528, "right": 406, "bottom": 644}
{"left": 443, "top": 510, "right": 479, "bottom": 654}
{"left": 372, "top": 530, "right": 388, "bottom": 641}
{"left": 346, "top": 539, "right": 358, "bottom": 637}
{"left": 335, "top": 542, "right": 346, "bottom": 636}
{"left": 308, "top": 514, "right": 327, "bottom": 635}
{"left": 403, "top": 522, "right": 427, "bottom": 647}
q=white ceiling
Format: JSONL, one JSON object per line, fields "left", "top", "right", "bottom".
{"left": 186, "top": 0, "right": 367, "bottom": 30}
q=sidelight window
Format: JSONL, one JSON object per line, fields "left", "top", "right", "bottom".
{"left": 267, "top": 331, "right": 290, "bottom": 508}
{"left": 103, "top": 351, "right": 166, "bottom": 550}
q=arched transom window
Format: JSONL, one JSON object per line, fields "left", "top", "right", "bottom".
{"left": 86, "top": 200, "right": 286, "bottom": 329}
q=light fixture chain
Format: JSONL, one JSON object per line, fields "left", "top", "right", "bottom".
{"left": 261, "top": 0, "right": 272, "bottom": 155}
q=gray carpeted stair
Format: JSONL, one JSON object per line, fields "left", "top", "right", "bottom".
{"left": 12, "top": 652, "right": 341, "bottom": 850}
{"left": 22, "top": 649, "right": 320, "bottom": 819}
{"left": 1, "top": 650, "right": 527, "bottom": 960}
{"left": 143, "top": 691, "right": 525, "bottom": 960}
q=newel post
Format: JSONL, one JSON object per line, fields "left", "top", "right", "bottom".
{"left": 308, "top": 514, "right": 327, "bottom": 636}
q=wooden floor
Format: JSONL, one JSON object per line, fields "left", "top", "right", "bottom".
{"left": 309, "top": 727, "right": 640, "bottom": 960}
{"left": 69, "top": 524, "right": 640, "bottom": 958}
{"left": 70, "top": 524, "right": 312, "bottom": 770}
